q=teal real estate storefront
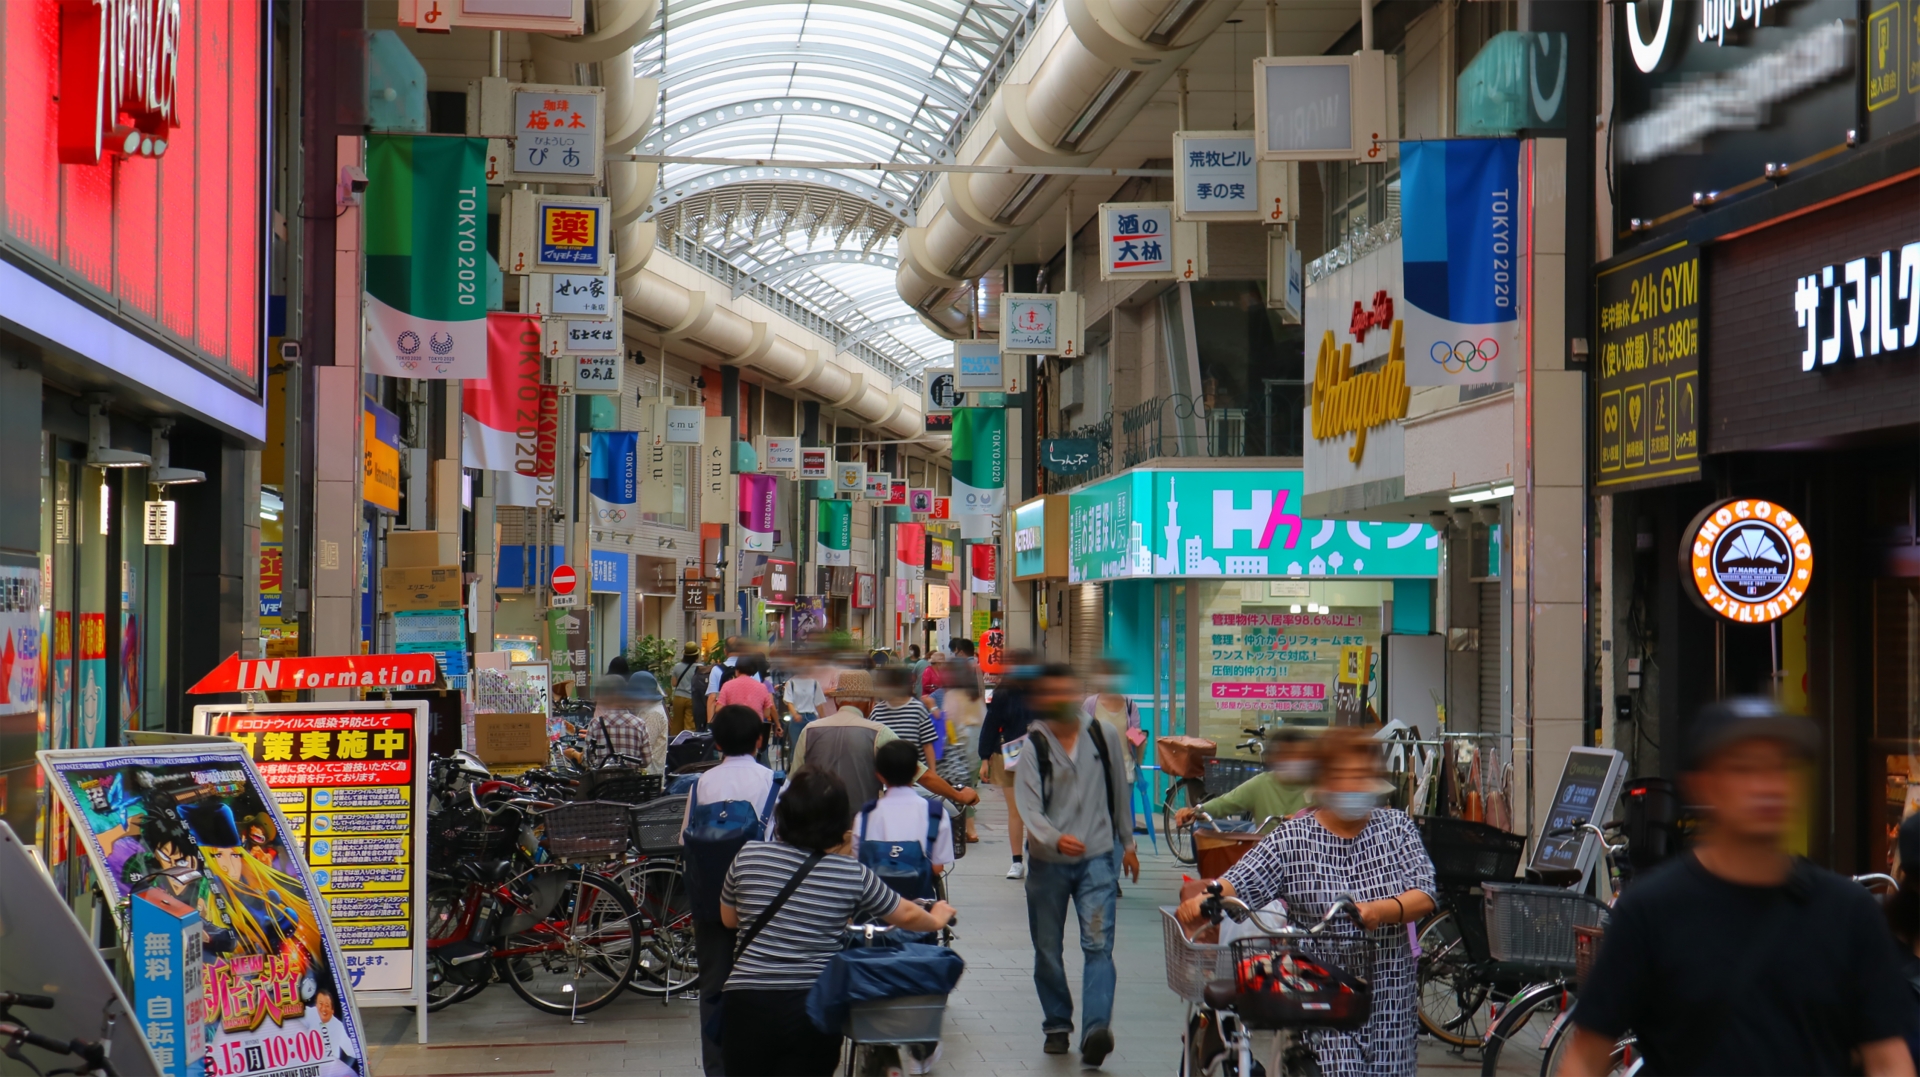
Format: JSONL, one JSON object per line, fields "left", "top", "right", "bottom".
{"left": 1066, "top": 468, "right": 1440, "bottom": 751}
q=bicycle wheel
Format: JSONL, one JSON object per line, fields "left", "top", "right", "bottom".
{"left": 425, "top": 957, "right": 489, "bottom": 1011}
{"left": 1480, "top": 982, "right": 1571, "bottom": 1077}
{"left": 500, "top": 868, "right": 641, "bottom": 1016}
{"left": 1416, "top": 910, "right": 1492, "bottom": 1047}
{"left": 617, "top": 859, "right": 699, "bottom": 996}
{"left": 1162, "top": 778, "right": 1206, "bottom": 864}
{"left": 1539, "top": 1002, "right": 1640, "bottom": 1077}
{"left": 424, "top": 882, "right": 489, "bottom": 1011}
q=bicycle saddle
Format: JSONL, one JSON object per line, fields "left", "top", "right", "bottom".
{"left": 454, "top": 859, "right": 516, "bottom": 883}
{"left": 1202, "top": 977, "right": 1242, "bottom": 1011}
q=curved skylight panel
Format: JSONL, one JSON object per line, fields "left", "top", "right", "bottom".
{"left": 637, "top": 0, "right": 1030, "bottom": 375}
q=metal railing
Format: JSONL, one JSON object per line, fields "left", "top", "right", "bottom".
{"left": 1120, "top": 395, "right": 1248, "bottom": 468}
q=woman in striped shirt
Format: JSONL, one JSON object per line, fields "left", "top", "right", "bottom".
{"left": 720, "top": 766, "right": 956, "bottom": 1075}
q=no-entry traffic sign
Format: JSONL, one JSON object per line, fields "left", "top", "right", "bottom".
{"left": 551, "top": 564, "right": 578, "bottom": 594}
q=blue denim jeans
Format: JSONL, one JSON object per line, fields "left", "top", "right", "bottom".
{"left": 1024, "top": 848, "right": 1118, "bottom": 1036}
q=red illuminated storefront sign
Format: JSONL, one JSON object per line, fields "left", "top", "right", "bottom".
{"left": 1, "top": 0, "right": 262, "bottom": 387}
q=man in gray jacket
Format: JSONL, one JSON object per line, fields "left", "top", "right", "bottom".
{"left": 1016, "top": 663, "right": 1139, "bottom": 1068}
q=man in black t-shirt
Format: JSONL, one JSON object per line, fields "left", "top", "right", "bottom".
{"left": 1563, "top": 698, "right": 1915, "bottom": 1076}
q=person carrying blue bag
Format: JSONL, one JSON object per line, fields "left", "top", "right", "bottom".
{"left": 682, "top": 704, "right": 780, "bottom": 1076}
{"left": 853, "top": 740, "right": 956, "bottom": 904}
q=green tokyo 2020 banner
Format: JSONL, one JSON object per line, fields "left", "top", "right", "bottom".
{"left": 950, "top": 407, "right": 1005, "bottom": 515}
{"left": 364, "top": 135, "right": 489, "bottom": 379}
{"left": 816, "top": 498, "right": 852, "bottom": 566}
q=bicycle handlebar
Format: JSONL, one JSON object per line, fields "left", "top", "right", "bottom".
{"left": 0, "top": 1021, "right": 117, "bottom": 1076}
{"left": 0, "top": 993, "right": 53, "bottom": 1011}
{"left": 1201, "top": 882, "right": 1363, "bottom": 937}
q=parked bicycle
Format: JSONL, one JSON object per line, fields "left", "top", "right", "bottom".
{"left": 0, "top": 990, "right": 117, "bottom": 1076}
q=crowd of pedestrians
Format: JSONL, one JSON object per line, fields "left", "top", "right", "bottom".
{"left": 579, "top": 637, "right": 1920, "bottom": 1077}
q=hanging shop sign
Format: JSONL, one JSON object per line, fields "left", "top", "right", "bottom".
{"left": 40, "top": 743, "right": 370, "bottom": 1076}
{"left": 765, "top": 560, "right": 795, "bottom": 606}
{"left": 924, "top": 365, "right": 962, "bottom": 433}
{"left": 865, "top": 470, "right": 892, "bottom": 501}
{"left": 835, "top": 460, "right": 867, "bottom": 496}
{"left": 888, "top": 481, "right": 908, "bottom": 507}
{"left": 195, "top": 701, "right": 430, "bottom": 1009}
{"left": 909, "top": 488, "right": 935, "bottom": 514}
{"left": 1398, "top": 138, "right": 1521, "bottom": 385}
{"left": 1596, "top": 241, "right": 1701, "bottom": 491}
{"left": 700, "top": 418, "right": 732, "bottom": 525}
{"left": 363, "top": 135, "right": 491, "bottom": 379}
{"left": 816, "top": 498, "right": 853, "bottom": 567}
{"left": 363, "top": 398, "right": 402, "bottom": 514}
{"left": 543, "top": 300, "right": 624, "bottom": 359}
{"left": 1100, "top": 202, "right": 1175, "bottom": 280}
{"left": 1001, "top": 293, "right": 1082, "bottom": 357}
{"left": 759, "top": 436, "right": 800, "bottom": 473}
{"left": 926, "top": 583, "right": 951, "bottom": 620}
{"left": 950, "top": 408, "right": 1006, "bottom": 516}
{"left": 853, "top": 572, "right": 876, "bottom": 610}
{"left": 501, "top": 191, "right": 612, "bottom": 275}
{"left": 397, "top": 0, "right": 584, "bottom": 33}
{"left": 738, "top": 474, "right": 778, "bottom": 552}
{"left": 506, "top": 84, "right": 604, "bottom": 183}
{"left": 1040, "top": 438, "right": 1098, "bottom": 476}
{"left": 800, "top": 446, "right": 831, "bottom": 478}
{"left": 929, "top": 537, "right": 955, "bottom": 574}
{"left": 1173, "top": 132, "right": 1303, "bottom": 223}
{"left": 954, "top": 341, "right": 1011, "bottom": 393}
{"left": 929, "top": 497, "right": 951, "bottom": 520}
{"left": 545, "top": 271, "right": 611, "bottom": 316}
{"left": 663, "top": 405, "right": 705, "bottom": 444}
{"left": 1254, "top": 52, "right": 1395, "bottom": 162}
{"left": 1682, "top": 498, "right": 1814, "bottom": 624}
{"left": 573, "top": 352, "right": 623, "bottom": 393}
{"left": 1795, "top": 238, "right": 1919, "bottom": 372}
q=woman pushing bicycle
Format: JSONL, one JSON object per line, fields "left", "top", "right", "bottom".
{"left": 1178, "top": 728, "right": 1437, "bottom": 1076}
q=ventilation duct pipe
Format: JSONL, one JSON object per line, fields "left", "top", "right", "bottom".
{"left": 898, "top": 0, "right": 1233, "bottom": 335}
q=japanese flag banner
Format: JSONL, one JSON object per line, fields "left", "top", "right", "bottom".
{"left": 364, "top": 135, "right": 490, "bottom": 378}
{"left": 463, "top": 314, "right": 552, "bottom": 477}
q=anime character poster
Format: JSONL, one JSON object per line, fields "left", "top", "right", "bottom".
{"left": 39, "top": 745, "right": 368, "bottom": 1077}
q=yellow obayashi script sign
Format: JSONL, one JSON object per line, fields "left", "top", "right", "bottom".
{"left": 1311, "top": 320, "right": 1410, "bottom": 463}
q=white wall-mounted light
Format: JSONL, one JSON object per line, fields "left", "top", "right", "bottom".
{"left": 1448, "top": 484, "right": 1515, "bottom": 504}
{"left": 150, "top": 420, "right": 206, "bottom": 487}
{"left": 85, "top": 395, "right": 151, "bottom": 469}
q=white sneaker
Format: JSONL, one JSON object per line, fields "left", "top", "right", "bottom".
{"left": 906, "top": 1043, "right": 942, "bottom": 1074}
{"left": 1006, "top": 861, "right": 1026, "bottom": 880}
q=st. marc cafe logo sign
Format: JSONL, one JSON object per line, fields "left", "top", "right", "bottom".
{"left": 1682, "top": 498, "right": 1813, "bottom": 624}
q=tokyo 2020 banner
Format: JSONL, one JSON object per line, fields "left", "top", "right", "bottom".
{"left": 1399, "top": 138, "right": 1521, "bottom": 385}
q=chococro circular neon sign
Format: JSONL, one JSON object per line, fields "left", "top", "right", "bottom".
{"left": 1682, "top": 498, "right": 1813, "bottom": 624}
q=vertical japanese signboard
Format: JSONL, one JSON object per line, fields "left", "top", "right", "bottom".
{"left": 131, "top": 888, "right": 207, "bottom": 1077}
{"left": 40, "top": 743, "right": 372, "bottom": 1077}
{"left": 1595, "top": 242, "right": 1700, "bottom": 491}
{"left": 193, "top": 701, "right": 430, "bottom": 1027}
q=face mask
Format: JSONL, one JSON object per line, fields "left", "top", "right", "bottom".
{"left": 1319, "top": 788, "right": 1384, "bottom": 822}
{"left": 1271, "top": 759, "right": 1315, "bottom": 784}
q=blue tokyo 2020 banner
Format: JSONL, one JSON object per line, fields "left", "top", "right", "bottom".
{"left": 589, "top": 431, "right": 638, "bottom": 523}
{"left": 1400, "top": 138, "right": 1521, "bottom": 385}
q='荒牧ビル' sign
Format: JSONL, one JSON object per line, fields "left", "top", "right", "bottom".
{"left": 1682, "top": 498, "right": 1813, "bottom": 624}
{"left": 1310, "top": 321, "right": 1410, "bottom": 464}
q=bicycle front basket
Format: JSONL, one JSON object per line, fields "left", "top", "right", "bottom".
{"left": 1482, "top": 882, "right": 1610, "bottom": 970}
{"left": 539, "top": 800, "right": 631, "bottom": 861}
{"left": 1224, "top": 934, "right": 1376, "bottom": 1031}
{"left": 630, "top": 794, "right": 689, "bottom": 856}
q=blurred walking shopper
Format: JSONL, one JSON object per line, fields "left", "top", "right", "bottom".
{"left": 566, "top": 674, "right": 648, "bottom": 770}
{"left": 1562, "top": 698, "right": 1915, "bottom": 1077}
{"left": 719, "top": 766, "right": 954, "bottom": 1076}
{"left": 1017, "top": 664, "right": 1139, "bottom": 1067}
{"left": 715, "top": 653, "right": 777, "bottom": 723}
{"left": 980, "top": 652, "right": 1038, "bottom": 879}
{"left": 1175, "top": 727, "right": 1316, "bottom": 832}
{"left": 671, "top": 643, "right": 702, "bottom": 735}
{"left": 1176, "top": 727, "right": 1436, "bottom": 1077}
{"left": 625, "top": 671, "right": 672, "bottom": 776}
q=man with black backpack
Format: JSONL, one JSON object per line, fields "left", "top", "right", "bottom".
{"left": 681, "top": 704, "right": 779, "bottom": 1076}
{"left": 1015, "top": 664, "right": 1139, "bottom": 1068}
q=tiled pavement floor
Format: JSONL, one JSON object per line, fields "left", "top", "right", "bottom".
{"left": 364, "top": 796, "right": 1485, "bottom": 1075}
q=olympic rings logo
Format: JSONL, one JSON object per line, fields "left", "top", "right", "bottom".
{"left": 596, "top": 507, "right": 629, "bottom": 521}
{"left": 1430, "top": 338, "right": 1499, "bottom": 374}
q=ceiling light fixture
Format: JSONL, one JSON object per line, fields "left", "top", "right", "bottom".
{"left": 1448, "top": 484, "right": 1515, "bottom": 504}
